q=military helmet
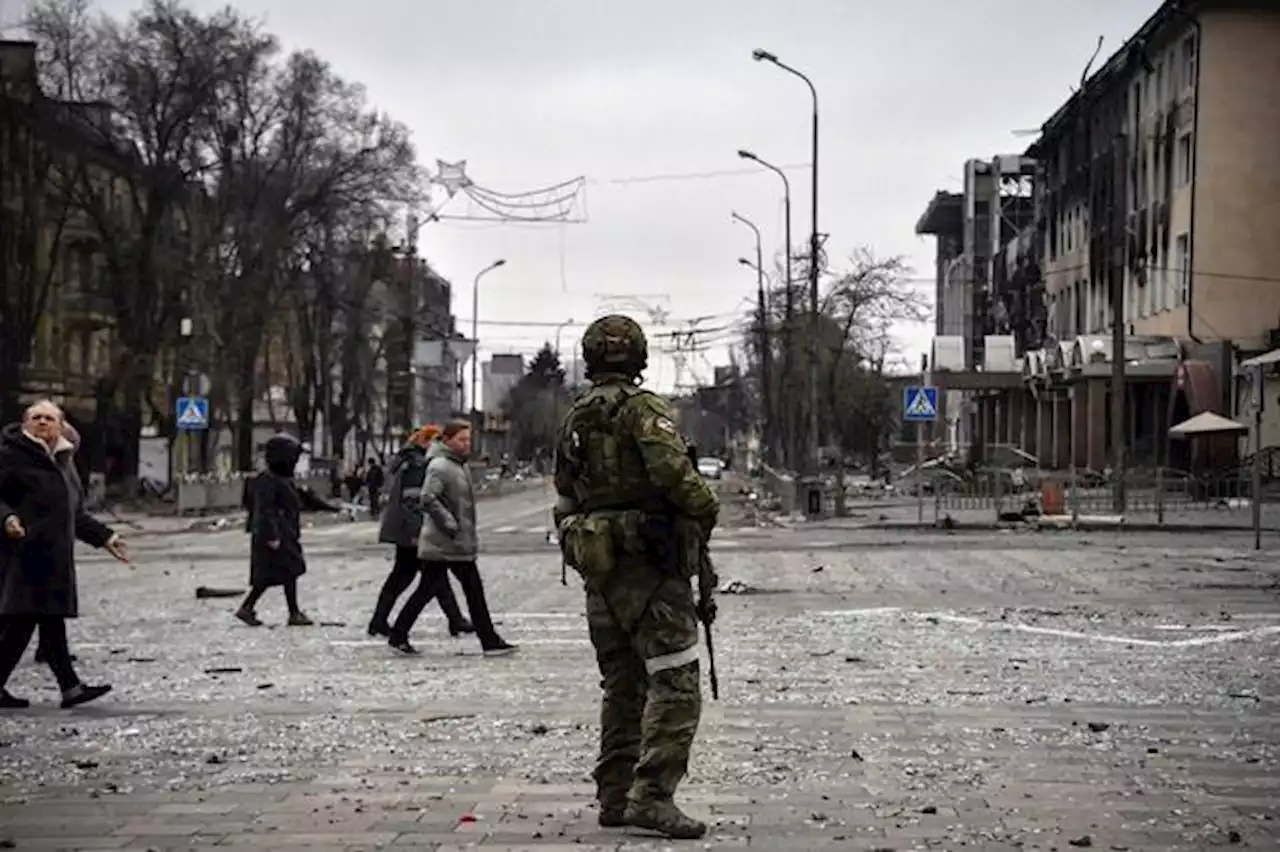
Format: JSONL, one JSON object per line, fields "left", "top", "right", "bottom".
{"left": 581, "top": 314, "right": 648, "bottom": 378}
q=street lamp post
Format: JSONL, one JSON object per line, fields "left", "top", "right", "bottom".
{"left": 753, "top": 48, "right": 822, "bottom": 477}
{"left": 738, "top": 149, "right": 795, "bottom": 470}
{"left": 471, "top": 259, "right": 507, "bottom": 454}
{"left": 732, "top": 211, "right": 772, "bottom": 466}
{"left": 552, "top": 317, "right": 575, "bottom": 438}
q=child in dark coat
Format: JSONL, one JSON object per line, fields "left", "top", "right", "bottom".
{"left": 235, "top": 434, "right": 339, "bottom": 627}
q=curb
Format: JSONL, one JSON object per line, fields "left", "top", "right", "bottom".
{"left": 818, "top": 520, "right": 1280, "bottom": 534}
{"left": 111, "top": 480, "right": 550, "bottom": 539}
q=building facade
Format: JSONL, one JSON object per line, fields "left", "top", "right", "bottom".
{"left": 921, "top": 0, "right": 1280, "bottom": 475}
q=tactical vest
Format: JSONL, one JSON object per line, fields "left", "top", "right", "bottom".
{"left": 562, "top": 383, "right": 666, "bottom": 513}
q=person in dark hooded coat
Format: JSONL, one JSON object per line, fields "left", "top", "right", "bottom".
{"left": 235, "top": 434, "right": 339, "bottom": 627}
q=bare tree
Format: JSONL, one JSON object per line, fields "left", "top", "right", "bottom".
{"left": 0, "top": 46, "right": 73, "bottom": 424}
{"left": 28, "top": 0, "right": 261, "bottom": 479}
{"left": 747, "top": 248, "right": 928, "bottom": 485}
{"left": 23, "top": 0, "right": 425, "bottom": 477}
{"left": 190, "top": 44, "right": 420, "bottom": 469}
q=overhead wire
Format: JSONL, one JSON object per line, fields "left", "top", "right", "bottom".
{"left": 588, "top": 163, "right": 810, "bottom": 186}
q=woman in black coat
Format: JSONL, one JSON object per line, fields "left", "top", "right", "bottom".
{"left": 234, "top": 434, "right": 338, "bottom": 627}
{"left": 0, "top": 400, "right": 129, "bottom": 709}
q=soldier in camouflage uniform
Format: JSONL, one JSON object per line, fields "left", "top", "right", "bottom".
{"left": 553, "top": 315, "right": 719, "bottom": 840}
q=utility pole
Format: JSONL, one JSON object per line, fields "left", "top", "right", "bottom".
{"left": 733, "top": 212, "right": 771, "bottom": 464}
{"left": 470, "top": 259, "right": 506, "bottom": 455}
{"left": 738, "top": 149, "right": 793, "bottom": 470}
{"left": 751, "top": 49, "right": 821, "bottom": 476}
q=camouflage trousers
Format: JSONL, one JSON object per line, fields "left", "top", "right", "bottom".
{"left": 585, "top": 565, "right": 702, "bottom": 808}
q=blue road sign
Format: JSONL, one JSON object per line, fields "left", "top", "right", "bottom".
{"left": 176, "top": 396, "right": 209, "bottom": 430}
{"left": 902, "top": 385, "right": 938, "bottom": 423}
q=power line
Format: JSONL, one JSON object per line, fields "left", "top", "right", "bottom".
{"left": 455, "top": 312, "right": 745, "bottom": 329}
{"left": 588, "top": 163, "right": 810, "bottom": 186}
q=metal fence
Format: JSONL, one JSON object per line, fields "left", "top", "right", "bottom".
{"left": 917, "top": 468, "right": 1271, "bottom": 530}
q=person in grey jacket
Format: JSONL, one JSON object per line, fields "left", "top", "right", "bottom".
{"left": 387, "top": 421, "right": 516, "bottom": 656}
{"left": 369, "top": 426, "right": 472, "bottom": 639}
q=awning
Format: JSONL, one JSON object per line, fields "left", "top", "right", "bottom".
{"left": 1239, "top": 348, "right": 1280, "bottom": 368}
{"left": 1168, "top": 411, "right": 1248, "bottom": 437}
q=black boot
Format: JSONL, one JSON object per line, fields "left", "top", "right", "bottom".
{"left": 60, "top": 683, "right": 112, "bottom": 709}
{"left": 449, "top": 619, "right": 474, "bottom": 637}
{"left": 388, "top": 634, "right": 420, "bottom": 655}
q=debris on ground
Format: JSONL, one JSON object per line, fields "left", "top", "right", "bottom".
{"left": 194, "top": 586, "right": 244, "bottom": 599}
{"left": 718, "top": 579, "right": 757, "bottom": 595}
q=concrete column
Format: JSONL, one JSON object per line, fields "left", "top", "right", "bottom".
{"left": 989, "top": 394, "right": 1000, "bottom": 449}
{"left": 981, "top": 396, "right": 995, "bottom": 461}
{"left": 1026, "top": 392, "right": 1039, "bottom": 458}
{"left": 1086, "top": 378, "right": 1107, "bottom": 471}
{"left": 1008, "top": 388, "right": 1018, "bottom": 445}
{"left": 1071, "top": 384, "right": 1088, "bottom": 468}
{"left": 1037, "top": 396, "right": 1054, "bottom": 466}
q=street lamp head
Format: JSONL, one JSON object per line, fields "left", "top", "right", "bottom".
{"left": 493, "top": 259, "right": 507, "bottom": 268}
{"left": 738, "top": 257, "right": 753, "bottom": 268}
{"left": 737, "top": 149, "right": 756, "bottom": 161}
{"left": 752, "top": 48, "right": 778, "bottom": 63}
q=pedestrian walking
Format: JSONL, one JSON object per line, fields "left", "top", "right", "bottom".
{"left": 0, "top": 400, "right": 130, "bottom": 709}
{"left": 32, "top": 421, "right": 86, "bottom": 666}
{"left": 235, "top": 434, "right": 340, "bottom": 627}
{"left": 553, "top": 316, "right": 719, "bottom": 839}
{"left": 364, "top": 458, "right": 385, "bottom": 516}
{"left": 392, "top": 421, "right": 516, "bottom": 657}
{"left": 344, "top": 463, "right": 364, "bottom": 503}
{"left": 368, "top": 424, "right": 473, "bottom": 640}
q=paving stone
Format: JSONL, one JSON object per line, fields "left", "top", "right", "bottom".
{"left": 2, "top": 508, "right": 1279, "bottom": 848}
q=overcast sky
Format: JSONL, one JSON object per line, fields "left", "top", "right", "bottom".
{"left": 13, "top": 0, "right": 1165, "bottom": 397}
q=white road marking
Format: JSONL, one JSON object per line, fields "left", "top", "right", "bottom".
{"left": 923, "top": 612, "right": 1280, "bottom": 648}
{"left": 821, "top": 607, "right": 902, "bottom": 618}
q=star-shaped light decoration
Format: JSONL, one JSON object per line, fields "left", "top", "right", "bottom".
{"left": 433, "top": 160, "right": 471, "bottom": 198}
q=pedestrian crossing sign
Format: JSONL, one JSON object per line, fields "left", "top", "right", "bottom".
{"left": 176, "top": 396, "right": 209, "bottom": 430}
{"left": 902, "top": 385, "right": 938, "bottom": 422}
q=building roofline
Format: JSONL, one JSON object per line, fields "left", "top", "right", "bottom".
{"left": 915, "top": 190, "right": 963, "bottom": 236}
{"left": 1028, "top": 0, "right": 1206, "bottom": 155}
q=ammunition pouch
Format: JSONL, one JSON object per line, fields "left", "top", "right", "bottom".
{"left": 559, "top": 514, "right": 616, "bottom": 588}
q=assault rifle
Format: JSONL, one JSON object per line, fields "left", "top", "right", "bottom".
{"left": 686, "top": 445, "right": 720, "bottom": 700}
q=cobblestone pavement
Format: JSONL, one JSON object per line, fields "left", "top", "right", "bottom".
{"left": 2, "top": 490, "right": 1279, "bottom": 850}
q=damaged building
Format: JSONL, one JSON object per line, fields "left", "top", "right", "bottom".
{"left": 918, "top": 0, "right": 1280, "bottom": 473}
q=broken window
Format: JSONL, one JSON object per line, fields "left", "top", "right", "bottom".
{"left": 1181, "top": 34, "right": 1197, "bottom": 91}
{"left": 1176, "top": 233, "right": 1190, "bottom": 304}
{"left": 1177, "top": 132, "right": 1194, "bottom": 187}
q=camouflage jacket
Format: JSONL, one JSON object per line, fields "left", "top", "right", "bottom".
{"left": 553, "top": 376, "right": 718, "bottom": 533}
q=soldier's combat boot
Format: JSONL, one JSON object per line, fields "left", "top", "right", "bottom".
{"left": 597, "top": 801, "right": 627, "bottom": 828}
{"left": 623, "top": 799, "right": 706, "bottom": 839}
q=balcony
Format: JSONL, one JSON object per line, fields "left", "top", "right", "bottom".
{"left": 19, "top": 364, "right": 99, "bottom": 400}
{"left": 60, "top": 290, "right": 114, "bottom": 330}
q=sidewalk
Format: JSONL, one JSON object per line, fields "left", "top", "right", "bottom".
{"left": 98, "top": 478, "right": 549, "bottom": 538}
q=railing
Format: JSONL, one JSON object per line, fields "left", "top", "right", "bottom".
{"left": 175, "top": 472, "right": 331, "bottom": 516}
{"left": 916, "top": 468, "right": 1273, "bottom": 529}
